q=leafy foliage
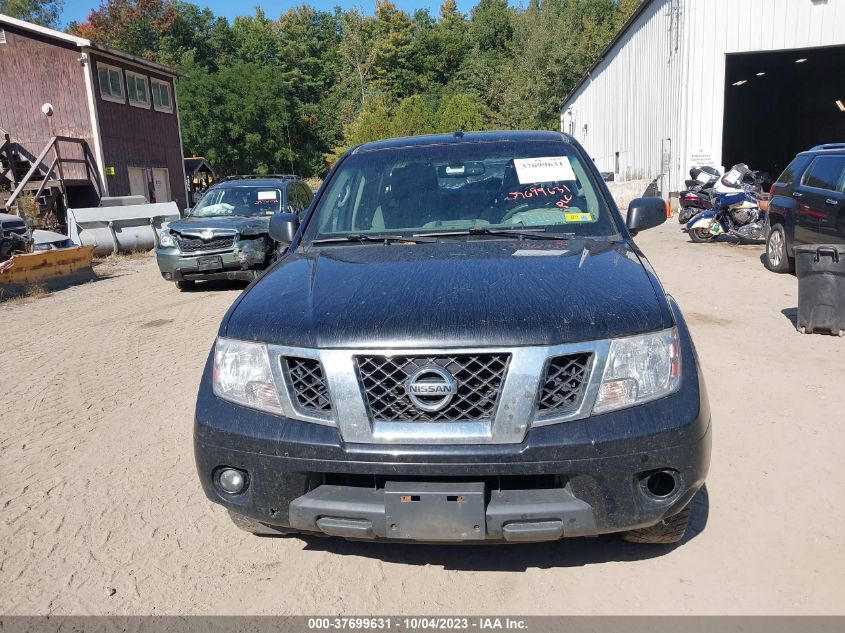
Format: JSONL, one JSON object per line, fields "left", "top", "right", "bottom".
{"left": 68, "top": 0, "right": 639, "bottom": 176}
{"left": 0, "top": 0, "right": 62, "bottom": 27}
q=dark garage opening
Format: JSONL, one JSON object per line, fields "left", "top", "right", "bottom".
{"left": 722, "top": 45, "right": 845, "bottom": 184}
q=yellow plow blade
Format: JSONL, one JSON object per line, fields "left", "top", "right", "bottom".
{"left": 0, "top": 246, "right": 96, "bottom": 296}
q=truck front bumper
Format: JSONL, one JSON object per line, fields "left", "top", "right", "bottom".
{"left": 195, "top": 296, "right": 711, "bottom": 543}
{"left": 195, "top": 358, "right": 710, "bottom": 542}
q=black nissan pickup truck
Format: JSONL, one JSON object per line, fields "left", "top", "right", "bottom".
{"left": 195, "top": 131, "right": 711, "bottom": 544}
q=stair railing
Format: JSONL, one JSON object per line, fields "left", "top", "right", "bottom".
{"left": 3, "top": 136, "right": 104, "bottom": 213}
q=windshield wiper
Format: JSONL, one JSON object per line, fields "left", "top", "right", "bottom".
{"left": 414, "top": 227, "right": 575, "bottom": 241}
{"left": 311, "top": 233, "right": 438, "bottom": 245}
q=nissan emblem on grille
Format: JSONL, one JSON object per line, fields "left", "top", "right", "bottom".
{"left": 404, "top": 366, "right": 458, "bottom": 412}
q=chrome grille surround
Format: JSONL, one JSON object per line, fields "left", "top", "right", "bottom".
{"left": 263, "top": 340, "right": 611, "bottom": 445}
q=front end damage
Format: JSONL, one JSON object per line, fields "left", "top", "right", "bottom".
{"left": 156, "top": 227, "right": 274, "bottom": 283}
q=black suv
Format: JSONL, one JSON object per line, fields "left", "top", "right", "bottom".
{"left": 765, "top": 144, "right": 845, "bottom": 273}
{"left": 194, "top": 131, "right": 710, "bottom": 545}
{"left": 156, "top": 175, "right": 313, "bottom": 289}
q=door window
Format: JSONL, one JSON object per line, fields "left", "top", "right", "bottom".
{"left": 802, "top": 156, "right": 845, "bottom": 192}
{"left": 298, "top": 184, "right": 314, "bottom": 210}
{"left": 286, "top": 183, "right": 312, "bottom": 214}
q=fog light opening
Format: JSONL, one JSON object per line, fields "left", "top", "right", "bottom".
{"left": 217, "top": 467, "right": 248, "bottom": 495}
{"left": 642, "top": 470, "right": 678, "bottom": 499}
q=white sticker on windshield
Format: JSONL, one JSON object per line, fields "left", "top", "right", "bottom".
{"left": 257, "top": 190, "right": 278, "bottom": 201}
{"left": 513, "top": 157, "right": 576, "bottom": 184}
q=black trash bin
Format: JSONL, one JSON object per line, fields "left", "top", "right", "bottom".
{"left": 795, "top": 244, "right": 845, "bottom": 336}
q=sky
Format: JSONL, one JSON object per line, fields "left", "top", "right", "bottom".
{"left": 60, "top": 0, "right": 478, "bottom": 26}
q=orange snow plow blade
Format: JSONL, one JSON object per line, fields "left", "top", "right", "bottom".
{"left": 0, "top": 245, "right": 96, "bottom": 297}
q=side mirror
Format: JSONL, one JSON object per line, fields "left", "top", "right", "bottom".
{"left": 626, "top": 197, "right": 669, "bottom": 235}
{"left": 269, "top": 212, "right": 300, "bottom": 244}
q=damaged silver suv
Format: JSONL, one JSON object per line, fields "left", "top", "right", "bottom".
{"left": 156, "top": 175, "right": 313, "bottom": 290}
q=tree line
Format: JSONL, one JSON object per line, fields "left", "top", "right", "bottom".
{"left": 2, "top": 0, "right": 639, "bottom": 177}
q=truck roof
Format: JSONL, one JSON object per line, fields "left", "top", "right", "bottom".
{"left": 352, "top": 130, "right": 572, "bottom": 153}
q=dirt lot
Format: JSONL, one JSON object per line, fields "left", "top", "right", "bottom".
{"left": 1, "top": 220, "right": 844, "bottom": 615}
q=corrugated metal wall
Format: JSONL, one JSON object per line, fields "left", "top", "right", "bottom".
{"left": 562, "top": 0, "right": 845, "bottom": 193}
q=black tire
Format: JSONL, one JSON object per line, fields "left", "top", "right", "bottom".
{"left": 764, "top": 223, "right": 794, "bottom": 274}
{"left": 227, "top": 510, "right": 290, "bottom": 536}
{"left": 678, "top": 208, "right": 696, "bottom": 224}
{"left": 175, "top": 280, "right": 195, "bottom": 291}
{"left": 622, "top": 505, "right": 691, "bottom": 545}
{"left": 688, "top": 227, "right": 714, "bottom": 243}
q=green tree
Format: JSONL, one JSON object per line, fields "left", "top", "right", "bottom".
{"left": 436, "top": 93, "right": 489, "bottom": 131}
{"left": 414, "top": 0, "right": 470, "bottom": 88}
{"left": 68, "top": 0, "right": 180, "bottom": 60}
{"left": 229, "top": 8, "right": 279, "bottom": 65}
{"left": 178, "top": 62, "right": 296, "bottom": 176}
{"left": 392, "top": 95, "right": 436, "bottom": 137}
{"left": 370, "top": 0, "right": 420, "bottom": 100}
{"left": 67, "top": 0, "right": 640, "bottom": 177}
{"left": 338, "top": 9, "right": 377, "bottom": 106}
{"left": 276, "top": 6, "right": 345, "bottom": 173}
{"left": 0, "top": 0, "right": 62, "bottom": 27}
{"left": 324, "top": 97, "right": 393, "bottom": 167}
{"left": 469, "top": 0, "right": 512, "bottom": 52}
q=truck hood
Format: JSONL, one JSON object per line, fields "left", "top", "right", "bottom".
{"left": 168, "top": 215, "right": 270, "bottom": 236}
{"left": 225, "top": 239, "right": 674, "bottom": 348}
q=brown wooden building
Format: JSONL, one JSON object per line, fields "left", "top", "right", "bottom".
{"left": 0, "top": 13, "right": 188, "bottom": 216}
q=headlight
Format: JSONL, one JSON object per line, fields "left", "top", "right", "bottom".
{"left": 212, "top": 337, "right": 282, "bottom": 414}
{"left": 159, "top": 232, "right": 176, "bottom": 248}
{"left": 593, "top": 327, "right": 681, "bottom": 414}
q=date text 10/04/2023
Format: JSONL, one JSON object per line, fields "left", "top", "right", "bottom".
{"left": 307, "top": 617, "right": 529, "bottom": 630}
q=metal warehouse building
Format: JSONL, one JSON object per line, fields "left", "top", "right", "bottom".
{"left": 560, "top": 0, "right": 845, "bottom": 199}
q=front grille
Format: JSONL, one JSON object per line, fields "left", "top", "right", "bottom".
{"left": 176, "top": 235, "right": 235, "bottom": 253}
{"left": 537, "top": 353, "right": 592, "bottom": 414}
{"left": 285, "top": 357, "right": 332, "bottom": 413}
{"left": 355, "top": 354, "right": 510, "bottom": 422}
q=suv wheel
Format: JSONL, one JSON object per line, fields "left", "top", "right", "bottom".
{"left": 765, "top": 224, "right": 794, "bottom": 274}
{"left": 622, "top": 505, "right": 691, "bottom": 544}
{"left": 176, "top": 280, "right": 196, "bottom": 291}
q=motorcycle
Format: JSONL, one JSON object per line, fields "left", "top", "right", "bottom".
{"left": 678, "top": 166, "right": 720, "bottom": 224}
{"left": 685, "top": 164, "right": 766, "bottom": 243}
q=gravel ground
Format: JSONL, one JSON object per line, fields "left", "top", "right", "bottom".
{"left": 1, "top": 220, "right": 843, "bottom": 615}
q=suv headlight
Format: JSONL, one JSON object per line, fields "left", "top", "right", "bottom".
{"left": 212, "top": 337, "right": 282, "bottom": 414}
{"left": 593, "top": 327, "right": 681, "bottom": 414}
{"left": 159, "top": 232, "right": 176, "bottom": 248}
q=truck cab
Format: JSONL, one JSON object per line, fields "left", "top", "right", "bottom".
{"left": 194, "top": 131, "right": 710, "bottom": 545}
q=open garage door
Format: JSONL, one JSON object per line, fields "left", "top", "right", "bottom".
{"left": 722, "top": 46, "right": 845, "bottom": 186}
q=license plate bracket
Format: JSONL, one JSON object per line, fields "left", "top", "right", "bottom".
{"left": 196, "top": 255, "right": 223, "bottom": 271}
{"left": 384, "top": 482, "right": 486, "bottom": 540}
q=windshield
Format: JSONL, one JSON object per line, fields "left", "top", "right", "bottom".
{"left": 190, "top": 186, "right": 283, "bottom": 218}
{"left": 304, "top": 140, "right": 620, "bottom": 242}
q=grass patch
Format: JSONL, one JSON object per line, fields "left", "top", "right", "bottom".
{"left": 0, "top": 283, "right": 50, "bottom": 305}
{"left": 93, "top": 249, "right": 154, "bottom": 265}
